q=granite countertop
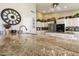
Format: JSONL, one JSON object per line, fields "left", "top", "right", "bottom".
{"left": 0, "top": 34, "right": 79, "bottom": 56}
{"left": 48, "top": 31, "right": 74, "bottom": 34}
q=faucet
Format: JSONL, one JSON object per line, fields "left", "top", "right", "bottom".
{"left": 19, "top": 25, "right": 27, "bottom": 34}
{"left": 18, "top": 25, "right": 27, "bottom": 40}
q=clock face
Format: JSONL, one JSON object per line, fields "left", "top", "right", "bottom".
{"left": 1, "top": 8, "right": 21, "bottom": 25}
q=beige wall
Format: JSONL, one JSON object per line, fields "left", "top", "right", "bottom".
{"left": 0, "top": 3, "right": 36, "bottom": 33}
{"left": 37, "top": 9, "right": 79, "bottom": 20}
{"left": 37, "top": 12, "right": 44, "bottom": 20}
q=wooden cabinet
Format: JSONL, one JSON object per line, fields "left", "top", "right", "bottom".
{"left": 56, "top": 18, "right": 79, "bottom": 27}
{"left": 65, "top": 18, "right": 79, "bottom": 27}
{"left": 65, "top": 19, "right": 72, "bottom": 27}
{"left": 46, "top": 32, "right": 77, "bottom": 40}
{"left": 56, "top": 19, "right": 66, "bottom": 24}
{"left": 37, "top": 21, "right": 54, "bottom": 27}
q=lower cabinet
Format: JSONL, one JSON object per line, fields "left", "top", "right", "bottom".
{"left": 46, "top": 32, "right": 79, "bottom": 40}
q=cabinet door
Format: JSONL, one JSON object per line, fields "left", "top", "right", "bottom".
{"left": 66, "top": 18, "right": 79, "bottom": 27}
{"left": 65, "top": 19, "right": 71, "bottom": 27}
{"left": 71, "top": 18, "right": 78, "bottom": 26}
{"left": 56, "top": 19, "right": 65, "bottom": 24}
{"left": 76, "top": 18, "right": 79, "bottom": 26}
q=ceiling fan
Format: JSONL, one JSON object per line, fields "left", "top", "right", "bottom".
{"left": 52, "top": 3, "right": 59, "bottom": 8}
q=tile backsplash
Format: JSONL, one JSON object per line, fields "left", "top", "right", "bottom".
{"left": 66, "top": 26, "right": 79, "bottom": 31}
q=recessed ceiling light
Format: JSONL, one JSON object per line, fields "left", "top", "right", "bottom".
{"left": 47, "top": 10, "right": 50, "bottom": 13}
{"left": 56, "top": 7, "right": 61, "bottom": 10}
{"left": 47, "top": 10, "right": 51, "bottom": 13}
{"left": 64, "top": 6, "right": 67, "bottom": 9}
{"left": 42, "top": 10, "right": 46, "bottom": 13}
{"left": 37, "top": 10, "right": 41, "bottom": 12}
{"left": 51, "top": 8, "right": 55, "bottom": 12}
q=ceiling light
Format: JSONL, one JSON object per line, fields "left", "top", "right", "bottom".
{"left": 51, "top": 8, "right": 54, "bottom": 11}
{"left": 47, "top": 10, "right": 50, "bottom": 13}
{"left": 56, "top": 7, "right": 61, "bottom": 10}
{"left": 64, "top": 6, "right": 67, "bottom": 9}
{"left": 52, "top": 3, "right": 59, "bottom": 8}
{"left": 47, "top": 10, "right": 51, "bottom": 13}
{"left": 42, "top": 10, "right": 46, "bottom": 13}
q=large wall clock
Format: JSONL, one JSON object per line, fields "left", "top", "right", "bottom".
{"left": 1, "top": 8, "right": 21, "bottom": 25}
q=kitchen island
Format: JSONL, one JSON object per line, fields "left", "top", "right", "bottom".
{"left": 0, "top": 34, "right": 79, "bottom": 56}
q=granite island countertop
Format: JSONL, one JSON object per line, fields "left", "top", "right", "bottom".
{"left": 0, "top": 34, "right": 79, "bottom": 56}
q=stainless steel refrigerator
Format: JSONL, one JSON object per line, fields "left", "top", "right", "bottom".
{"left": 48, "top": 23, "right": 56, "bottom": 32}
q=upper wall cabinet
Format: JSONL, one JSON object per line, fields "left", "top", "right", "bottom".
{"left": 57, "top": 18, "right": 79, "bottom": 27}
{"left": 65, "top": 18, "right": 79, "bottom": 27}
{"left": 65, "top": 19, "right": 72, "bottom": 27}
{"left": 56, "top": 19, "right": 66, "bottom": 24}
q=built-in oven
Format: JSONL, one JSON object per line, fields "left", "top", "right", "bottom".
{"left": 56, "top": 24, "right": 65, "bottom": 32}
